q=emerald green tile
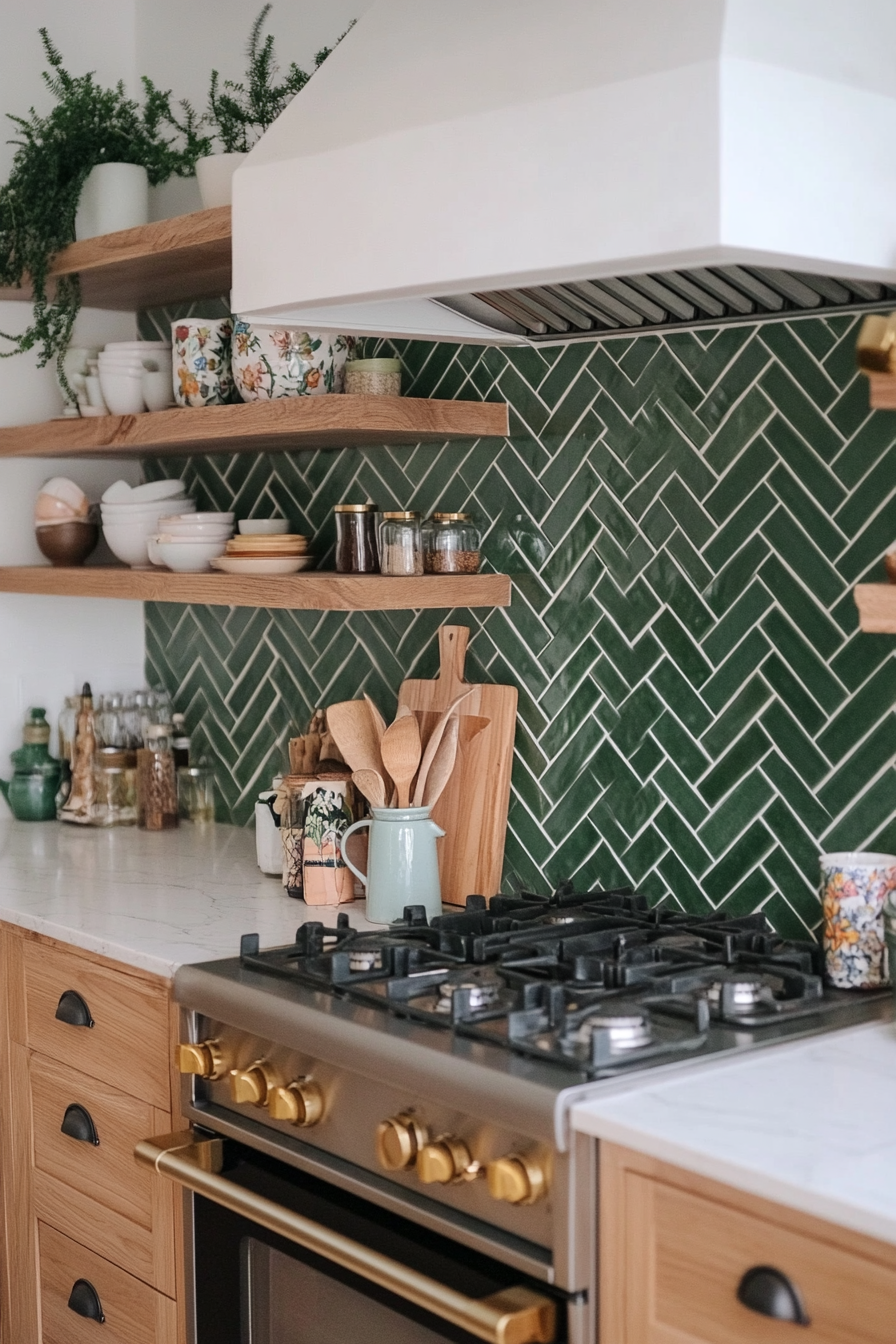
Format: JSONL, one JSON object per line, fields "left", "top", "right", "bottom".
{"left": 759, "top": 363, "right": 844, "bottom": 462}
{"left": 697, "top": 770, "right": 775, "bottom": 857}
{"left": 699, "top": 724, "right": 772, "bottom": 807}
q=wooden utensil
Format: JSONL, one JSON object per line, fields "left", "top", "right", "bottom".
{"left": 411, "top": 688, "right": 476, "bottom": 806}
{"left": 326, "top": 700, "right": 386, "bottom": 780}
{"left": 364, "top": 693, "right": 388, "bottom": 744}
{"left": 422, "top": 714, "right": 459, "bottom": 809}
{"left": 352, "top": 768, "right": 387, "bottom": 810}
{"left": 399, "top": 625, "right": 517, "bottom": 905}
{"left": 380, "top": 714, "right": 422, "bottom": 809}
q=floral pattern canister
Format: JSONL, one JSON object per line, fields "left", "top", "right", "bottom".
{"left": 172, "top": 318, "right": 234, "bottom": 406}
{"left": 232, "top": 321, "right": 353, "bottom": 401}
{"left": 820, "top": 851, "right": 896, "bottom": 988}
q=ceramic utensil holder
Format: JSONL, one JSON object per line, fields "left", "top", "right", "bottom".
{"left": 820, "top": 850, "right": 896, "bottom": 988}
{"left": 340, "top": 806, "right": 444, "bottom": 924}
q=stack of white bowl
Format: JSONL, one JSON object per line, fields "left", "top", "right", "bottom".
{"left": 101, "top": 479, "right": 194, "bottom": 568}
{"left": 148, "top": 513, "right": 235, "bottom": 573}
{"left": 98, "top": 341, "right": 172, "bottom": 415}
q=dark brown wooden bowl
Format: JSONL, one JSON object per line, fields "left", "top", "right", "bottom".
{"left": 36, "top": 521, "right": 99, "bottom": 567}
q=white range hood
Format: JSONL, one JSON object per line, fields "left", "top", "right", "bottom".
{"left": 231, "top": 0, "right": 896, "bottom": 344}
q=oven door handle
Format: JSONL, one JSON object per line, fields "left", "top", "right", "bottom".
{"left": 136, "top": 1131, "right": 556, "bottom": 1344}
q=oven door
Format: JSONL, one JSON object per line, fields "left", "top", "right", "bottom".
{"left": 137, "top": 1130, "right": 569, "bottom": 1344}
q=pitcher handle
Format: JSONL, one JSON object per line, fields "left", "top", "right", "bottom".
{"left": 340, "top": 818, "right": 371, "bottom": 888}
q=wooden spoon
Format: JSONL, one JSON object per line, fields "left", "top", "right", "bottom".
{"left": 363, "top": 693, "right": 388, "bottom": 744}
{"left": 352, "top": 769, "right": 387, "bottom": 810}
{"left": 422, "top": 713, "right": 460, "bottom": 810}
{"left": 326, "top": 700, "right": 386, "bottom": 780}
{"left": 380, "top": 713, "right": 422, "bottom": 809}
{"left": 411, "top": 687, "right": 476, "bottom": 806}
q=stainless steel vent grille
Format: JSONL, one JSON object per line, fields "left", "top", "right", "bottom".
{"left": 437, "top": 267, "right": 896, "bottom": 341}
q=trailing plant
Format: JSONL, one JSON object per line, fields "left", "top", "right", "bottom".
{"left": 0, "top": 29, "right": 211, "bottom": 388}
{"left": 206, "top": 4, "right": 353, "bottom": 154}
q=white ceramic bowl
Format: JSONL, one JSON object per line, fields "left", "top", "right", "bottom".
{"left": 142, "top": 369, "right": 173, "bottom": 412}
{"left": 156, "top": 521, "right": 232, "bottom": 541}
{"left": 104, "top": 341, "right": 170, "bottom": 351}
{"left": 160, "top": 511, "right": 234, "bottom": 526}
{"left": 102, "top": 521, "right": 157, "bottom": 568}
{"left": 237, "top": 518, "right": 290, "bottom": 535}
{"left": 35, "top": 476, "right": 90, "bottom": 523}
{"left": 153, "top": 535, "right": 228, "bottom": 572}
{"left": 98, "top": 369, "right": 145, "bottom": 416}
{"left": 128, "top": 479, "right": 189, "bottom": 502}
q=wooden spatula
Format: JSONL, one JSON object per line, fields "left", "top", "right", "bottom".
{"left": 423, "top": 714, "right": 460, "bottom": 810}
{"left": 364, "top": 693, "right": 388, "bottom": 743}
{"left": 380, "top": 713, "right": 422, "bottom": 809}
{"left": 326, "top": 700, "right": 386, "bottom": 780}
{"left": 411, "top": 687, "right": 476, "bottom": 806}
{"left": 352, "top": 769, "right": 387, "bottom": 810}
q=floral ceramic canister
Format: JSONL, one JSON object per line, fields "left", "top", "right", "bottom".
{"left": 231, "top": 320, "right": 354, "bottom": 401}
{"left": 820, "top": 851, "right": 896, "bottom": 988}
{"left": 172, "top": 318, "right": 234, "bottom": 407}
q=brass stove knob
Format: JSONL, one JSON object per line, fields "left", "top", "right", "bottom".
{"left": 417, "top": 1136, "right": 473, "bottom": 1185}
{"left": 486, "top": 1154, "right": 548, "bottom": 1205}
{"left": 268, "top": 1079, "right": 324, "bottom": 1127}
{"left": 177, "top": 1040, "right": 226, "bottom": 1080}
{"left": 375, "top": 1112, "right": 428, "bottom": 1171}
{"left": 229, "top": 1060, "right": 277, "bottom": 1106}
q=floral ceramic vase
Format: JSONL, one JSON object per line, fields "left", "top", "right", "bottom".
{"left": 231, "top": 321, "right": 354, "bottom": 401}
{"left": 171, "top": 318, "right": 234, "bottom": 407}
{"left": 820, "top": 851, "right": 896, "bottom": 988}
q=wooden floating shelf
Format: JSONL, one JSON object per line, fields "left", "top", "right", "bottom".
{"left": 854, "top": 583, "right": 896, "bottom": 632}
{"left": 0, "top": 395, "right": 508, "bottom": 459}
{"left": 0, "top": 568, "right": 511, "bottom": 612}
{"left": 865, "top": 374, "right": 896, "bottom": 410}
{"left": 0, "top": 207, "right": 232, "bottom": 311}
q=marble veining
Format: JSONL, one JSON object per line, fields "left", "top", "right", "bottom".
{"left": 0, "top": 818, "right": 377, "bottom": 978}
{"left": 572, "top": 1020, "right": 896, "bottom": 1245}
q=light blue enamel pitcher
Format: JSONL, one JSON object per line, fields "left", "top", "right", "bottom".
{"left": 340, "top": 806, "right": 445, "bottom": 923}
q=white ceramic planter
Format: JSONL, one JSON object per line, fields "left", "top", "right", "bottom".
{"left": 75, "top": 163, "right": 150, "bottom": 241}
{"left": 195, "top": 152, "right": 248, "bottom": 209}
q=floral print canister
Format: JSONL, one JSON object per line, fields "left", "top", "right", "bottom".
{"left": 820, "top": 851, "right": 896, "bottom": 988}
{"left": 231, "top": 321, "right": 353, "bottom": 401}
{"left": 172, "top": 318, "right": 234, "bottom": 407}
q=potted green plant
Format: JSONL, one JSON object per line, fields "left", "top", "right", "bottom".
{"left": 0, "top": 29, "right": 207, "bottom": 392}
{"left": 195, "top": 4, "right": 351, "bottom": 209}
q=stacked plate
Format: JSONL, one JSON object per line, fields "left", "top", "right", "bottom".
{"left": 211, "top": 533, "right": 314, "bottom": 575}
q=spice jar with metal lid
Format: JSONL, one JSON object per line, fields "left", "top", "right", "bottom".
{"left": 137, "top": 723, "right": 178, "bottom": 830}
{"left": 379, "top": 511, "right": 423, "bottom": 576}
{"left": 423, "top": 512, "right": 481, "bottom": 574}
{"left": 92, "top": 748, "right": 137, "bottom": 826}
{"left": 334, "top": 503, "right": 380, "bottom": 573}
{"left": 344, "top": 357, "right": 401, "bottom": 397}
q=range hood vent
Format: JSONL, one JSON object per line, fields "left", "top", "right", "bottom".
{"left": 232, "top": 0, "right": 896, "bottom": 346}
{"left": 440, "top": 269, "right": 896, "bottom": 342}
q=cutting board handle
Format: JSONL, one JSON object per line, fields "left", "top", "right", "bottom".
{"left": 437, "top": 625, "right": 470, "bottom": 696}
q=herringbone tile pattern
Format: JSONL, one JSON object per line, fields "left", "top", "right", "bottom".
{"left": 143, "top": 312, "right": 896, "bottom": 934}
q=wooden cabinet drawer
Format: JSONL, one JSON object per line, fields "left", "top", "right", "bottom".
{"left": 20, "top": 937, "right": 170, "bottom": 1108}
{"left": 30, "top": 1052, "right": 174, "bottom": 1293}
{"left": 602, "top": 1145, "right": 896, "bottom": 1344}
{"left": 39, "top": 1221, "right": 176, "bottom": 1344}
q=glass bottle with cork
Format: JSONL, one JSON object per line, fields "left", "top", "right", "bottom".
{"left": 137, "top": 723, "right": 178, "bottom": 830}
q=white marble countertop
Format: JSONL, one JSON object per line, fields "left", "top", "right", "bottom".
{"left": 0, "top": 818, "right": 378, "bottom": 978}
{"left": 572, "top": 1020, "right": 896, "bottom": 1245}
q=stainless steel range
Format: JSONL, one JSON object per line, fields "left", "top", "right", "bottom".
{"left": 140, "top": 886, "right": 889, "bottom": 1344}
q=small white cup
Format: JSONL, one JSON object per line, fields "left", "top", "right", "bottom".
{"left": 142, "top": 368, "right": 174, "bottom": 412}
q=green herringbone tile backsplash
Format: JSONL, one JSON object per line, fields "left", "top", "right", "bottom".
{"left": 142, "top": 313, "right": 896, "bottom": 936}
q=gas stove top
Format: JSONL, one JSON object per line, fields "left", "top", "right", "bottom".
{"left": 235, "top": 884, "right": 882, "bottom": 1081}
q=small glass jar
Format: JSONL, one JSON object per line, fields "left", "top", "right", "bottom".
{"left": 92, "top": 748, "right": 137, "bottom": 826}
{"left": 334, "top": 503, "right": 380, "bottom": 573}
{"left": 177, "top": 764, "right": 215, "bottom": 823}
{"left": 58, "top": 695, "right": 80, "bottom": 765}
{"left": 137, "top": 724, "right": 178, "bottom": 830}
{"left": 379, "top": 511, "right": 423, "bottom": 576}
{"left": 344, "top": 358, "right": 401, "bottom": 397}
{"left": 422, "top": 512, "right": 481, "bottom": 574}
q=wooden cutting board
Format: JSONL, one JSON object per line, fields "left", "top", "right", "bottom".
{"left": 398, "top": 625, "right": 517, "bottom": 905}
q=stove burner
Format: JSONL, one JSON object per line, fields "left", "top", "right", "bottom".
{"left": 544, "top": 914, "right": 577, "bottom": 925}
{"left": 435, "top": 973, "right": 502, "bottom": 1014}
{"left": 710, "top": 974, "right": 765, "bottom": 1014}
{"left": 349, "top": 948, "right": 384, "bottom": 973}
{"left": 569, "top": 1010, "right": 652, "bottom": 1053}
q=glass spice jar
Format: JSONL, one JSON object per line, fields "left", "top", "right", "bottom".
{"left": 137, "top": 724, "right": 179, "bottom": 830}
{"left": 344, "top": 357, "right": 401, "bottom": 397}
{"left": 379, "top": 511, "right": 423, "bottom": 576}
{"left": 92, "top": 748, "right": 137, "bottom": 827}
{"left": 334, "top": 503, "right": 380, "bottom": 573}
{"left": 423, "top": 512, "right": 481, "bottom": 574}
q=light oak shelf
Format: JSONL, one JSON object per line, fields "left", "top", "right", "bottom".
{"left": 854, "top": 583, "right": 896, "bottom": 632}
{"left": 0, "top": 395, "right": 508, "bottom": 459}
{"left": 0, "top": 567, "right": 512, "bottom": 611}
{"left": 0, "top": 206, "right": 232, "bottom": 311}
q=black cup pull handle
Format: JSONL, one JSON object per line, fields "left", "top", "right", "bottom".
{"left": 61, "top": 1102, "right": 99, "bottom": 1146}
{"left": 67, "top": 1277, "right": 105, "bottom": 1322}
{"left": 55, "top": 989, "right": 94, "bottom": 1028}
{"left": 737, "top": 1265, "right": 810, "bottom": 1325}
